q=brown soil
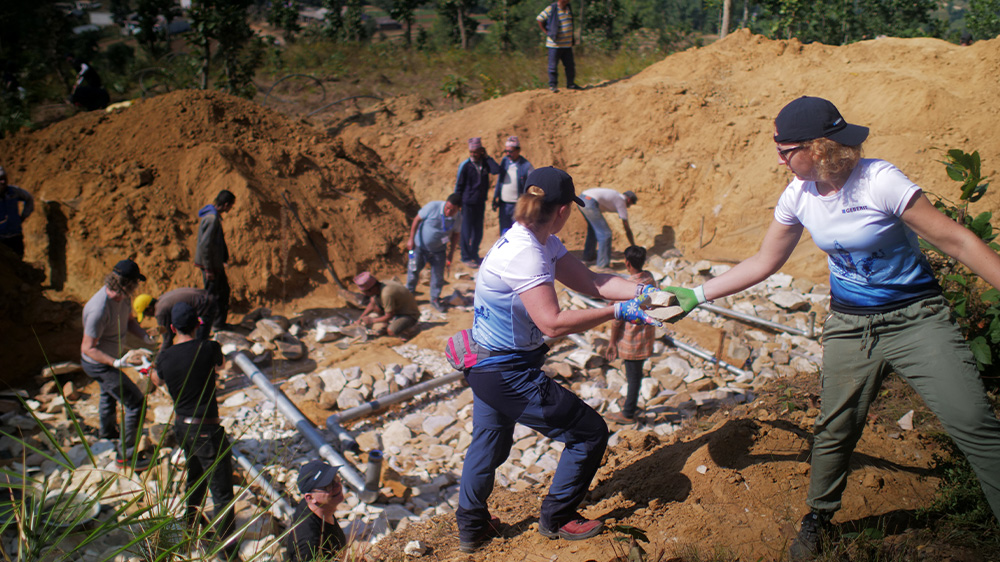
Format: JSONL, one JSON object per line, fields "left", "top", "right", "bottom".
{"left": 1, "top": 30, "right": 998, "bottom": 560}
{"left": 370, "top": 373, "right": 951, "bottom": 561}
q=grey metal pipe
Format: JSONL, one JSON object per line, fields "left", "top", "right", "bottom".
{"left": 232, "top": 352, "right": 368, "bottom": 497}
{"left": 361, "top": 449, "right": 384, "bottom": 504}
{"left": 700, "top": 302, "right": 817, "bottom": 339}
{"left": 662, "top": 335, "right": 750, "bottom": 379}
{"left": 232, "top": 445, "right": 296, "bottom": 522}
{"left": 329, "top": 370, "right": 465, "bottom": 427}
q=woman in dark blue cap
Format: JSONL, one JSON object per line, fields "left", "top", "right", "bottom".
{"left": 664, "top": 96, "right": 1000, "bottom": 559}
{"left": 455, "top": 166, "right": 665, "bottom": 552}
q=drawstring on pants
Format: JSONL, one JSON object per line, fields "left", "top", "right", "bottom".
{"left": 860, "top": 314, "right": 880, "bottom": 358}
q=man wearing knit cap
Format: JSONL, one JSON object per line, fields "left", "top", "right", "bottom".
{"left": 0, "top": 166, "right": 34, "bottom": 259}
{"left": 454, "top": 137, "right": 500, "bottom": 267}
{"left": 579, "top": 188, "right": 638, "bottom": 269}
{"left": 351, "top": 271, "right": 421, "bottom": 338}
{"left": 493, "top": 136, "right": 535, "bottom": 235}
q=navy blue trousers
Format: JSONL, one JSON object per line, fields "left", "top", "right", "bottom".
{"left": 460, "top": 202, "right": 486, "bottom": 263}
{"left": 457, "top": 361, "right": 609, "bottom": 541}
{"left": 547, "top": 47, "right": 576, "bottom": 89}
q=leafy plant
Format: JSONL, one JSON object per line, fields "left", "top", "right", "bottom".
{"left": 921, "top": 149, "right": 1000, "bottom": 387}
{"left": 440, "top": 73, "right": 468, "bottom": 106}
{"left": 923, "top": 433, "right": 1000, "bottom": 540}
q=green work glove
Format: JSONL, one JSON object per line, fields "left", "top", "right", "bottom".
{"left": 663, "top": 285, "right": 707, "bottom": 320}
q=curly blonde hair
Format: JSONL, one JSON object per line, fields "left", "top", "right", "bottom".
{"left": 807, "top": 138, "right": 863, "bottom": 181}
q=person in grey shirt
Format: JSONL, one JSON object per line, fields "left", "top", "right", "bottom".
{"left": 80, "top": 259, "right": 154, "bottom": 469}
{"left": 406, "top": 193, "right": 462, "bottom": 312}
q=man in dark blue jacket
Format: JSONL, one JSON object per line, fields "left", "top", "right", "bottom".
{"left": 453, "top": 138, "right": 499, "bottom": 267}
{"left": 0, "top": 166, "right": 34, "bottom": 259}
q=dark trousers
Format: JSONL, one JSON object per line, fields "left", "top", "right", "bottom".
{"left": 460, "top": 202, "right": 486, "bottom": 264}
{"left": 622, "top": 359, "right": 645, "bottom": 418}
{"left": 457, "top": 363, "right": 609, "bottom": 540}
{"left": 82, "top": 360, "right": 145, "bottom": 451}
{"left": 175, "top": 421, "right": 239, "bottom": 559}
{"left": 498, "top": 202, "right": 517, "bottom": 235}
{"left": 202, "top": 268, "right": 230, "bottom": 329}
{"left": 0, "top": 235, "right": 24, "bottom": 259}
{"left": 547, "top": 47, "right": 576, "bottom": 89}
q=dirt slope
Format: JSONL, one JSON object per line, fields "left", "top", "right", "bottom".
{"left": 0, "top": 89, "right": 418, "bottom": 382}
{"left": 344, "top": 30, "right": 1000, "bottom": 284}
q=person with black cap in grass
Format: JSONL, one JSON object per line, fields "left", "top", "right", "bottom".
{"left": 662, "top": 96, "right": 1000, "bottom": 559}
{"left": 150, "top": 302, "right": 240, "bottom": 561}
{"left": 455, "top": 166, "right": 672, "bottom": 552}
{"left": 80, "top": 258, "right": 155, "bottom": 470}
{"left": 286, "top": 460, "right": 348, "bottom": 562}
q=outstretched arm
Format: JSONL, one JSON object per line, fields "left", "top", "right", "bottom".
{"left": 621, "top": 219, "right": 636, "bottom": 247}
{"left": 902, "top": 193, "right": 1000, "bottom": 289}
{"left": 555, "top": 251, "right": 638, "bottom": 301}
{"left": 702, "top": 219, "right": 804, "bottom": 301}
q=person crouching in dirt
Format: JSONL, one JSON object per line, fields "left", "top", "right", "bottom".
{"left": 351, "top": 271, "right": 421, "bottom": 339}
{"left": 455, "top": 167, "right": 669, "bottom": 552}
{"left": 133, "top": 288, "right": 218, "bottom": 354}
{"left": 662, "top": 96, "right": 1000, "bottom": 560}
{"left": 150, "top": 302, "right": 241, "bottom": 561}
{"left": 286, "top": 460, "right": 350, "bottom": 562}
{"left": 80, "top": 259, "right": 155, "bottom": 470}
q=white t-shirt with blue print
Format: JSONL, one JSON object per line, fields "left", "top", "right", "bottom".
{"left": 472, "top": 222, "right": 568, "bottom": 351}
{"left": 774, "top": 159, "right": 940, "bottom": 313}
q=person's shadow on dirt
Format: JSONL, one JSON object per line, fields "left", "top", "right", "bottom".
{"left": 588, "top": 418, "right": 936, "bottom": 523}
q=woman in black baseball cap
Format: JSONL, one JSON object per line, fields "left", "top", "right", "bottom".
{"left": 664, "top": 96, "right": 1000, "bottom": 559}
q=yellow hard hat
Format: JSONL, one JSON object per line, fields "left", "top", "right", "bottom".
{"left": 133, "top": 294, "right": 153, "bottom": 322}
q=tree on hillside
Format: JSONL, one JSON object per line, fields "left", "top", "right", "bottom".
{"left": 487, "top": 0, "right": 523, "bottom": 51}
{"left": 390, "top": 0, "right": 421, "bottom": 45}
{"left": 189, "top": 0, "right": 262, "bottom": 97}
{"left": 268, "top": 0, "right": 303, "bottom": 43}
{"left": 967, "top": 0, "right": 1000, "bottom": 40}
{"left": 322, "top": 0, "right": 344, "bottom": 39}
{"left": 584, "top": 0, "right": 641, "bottom": 47}
{"left": 436, "top": 0, "right": 478, "bottom": 49}
{"left": 135, "top": 0, "right": 178, "bottom": 57}
{"left": 752, "top": 0, "right": 941, "bottom": 44}
{"left": 343, "top": 0, "right": 370, "bottom": 41}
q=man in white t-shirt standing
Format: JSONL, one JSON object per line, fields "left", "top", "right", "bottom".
{"left": 492, "top": 136, "right": 534, "bottom": 235}
{"left": 579, "top": 188, "right": 637, "bottom": 268}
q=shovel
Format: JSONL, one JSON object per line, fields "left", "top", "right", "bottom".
{"left": 281, "top": 190, "right": 367, "bottom": 308}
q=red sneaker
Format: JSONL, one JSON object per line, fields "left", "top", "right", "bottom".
{"left": 539, "top": 518, "right": 604, "bottom": 540}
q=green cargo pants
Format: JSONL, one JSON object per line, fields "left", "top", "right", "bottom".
{"left": 809, "top": 296, "right": 1000, "bottom": 519}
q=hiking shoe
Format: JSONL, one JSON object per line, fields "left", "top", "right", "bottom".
{"left": 539, "top": 518, "right": 604, "bottom": 541}
{"left": 458, "top": 516, "right": 504, "bottom": 553}
{"left": 549, "top": 86, "right": 559, "bottom": 93}
{"left": 605, "top": 411, "right": 636, "bottom": 425}
{"left": 431, "top": 299, "right": 447, "bottom": 313}
{"left": 788, "top": 511, "right": 832, "bottom": 560}
{"left": 566, "top": 84, "right": 583, "bottom": 91}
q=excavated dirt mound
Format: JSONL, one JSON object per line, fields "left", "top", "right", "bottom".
{"left": 0, "top": 90, "right": 418, "bottom": 382}
{"left": 344, "top": 31, "right": 1000, "bottom": 284}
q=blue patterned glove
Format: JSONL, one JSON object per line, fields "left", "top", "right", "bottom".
{"left": 635, "top": 283, "right": 659, "bottom": 297}
{"left": 663, "top": 285, "right": 706, "bottom": 316}
{"left": 614, "top": 295, "right": 662, "bottom": 326}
